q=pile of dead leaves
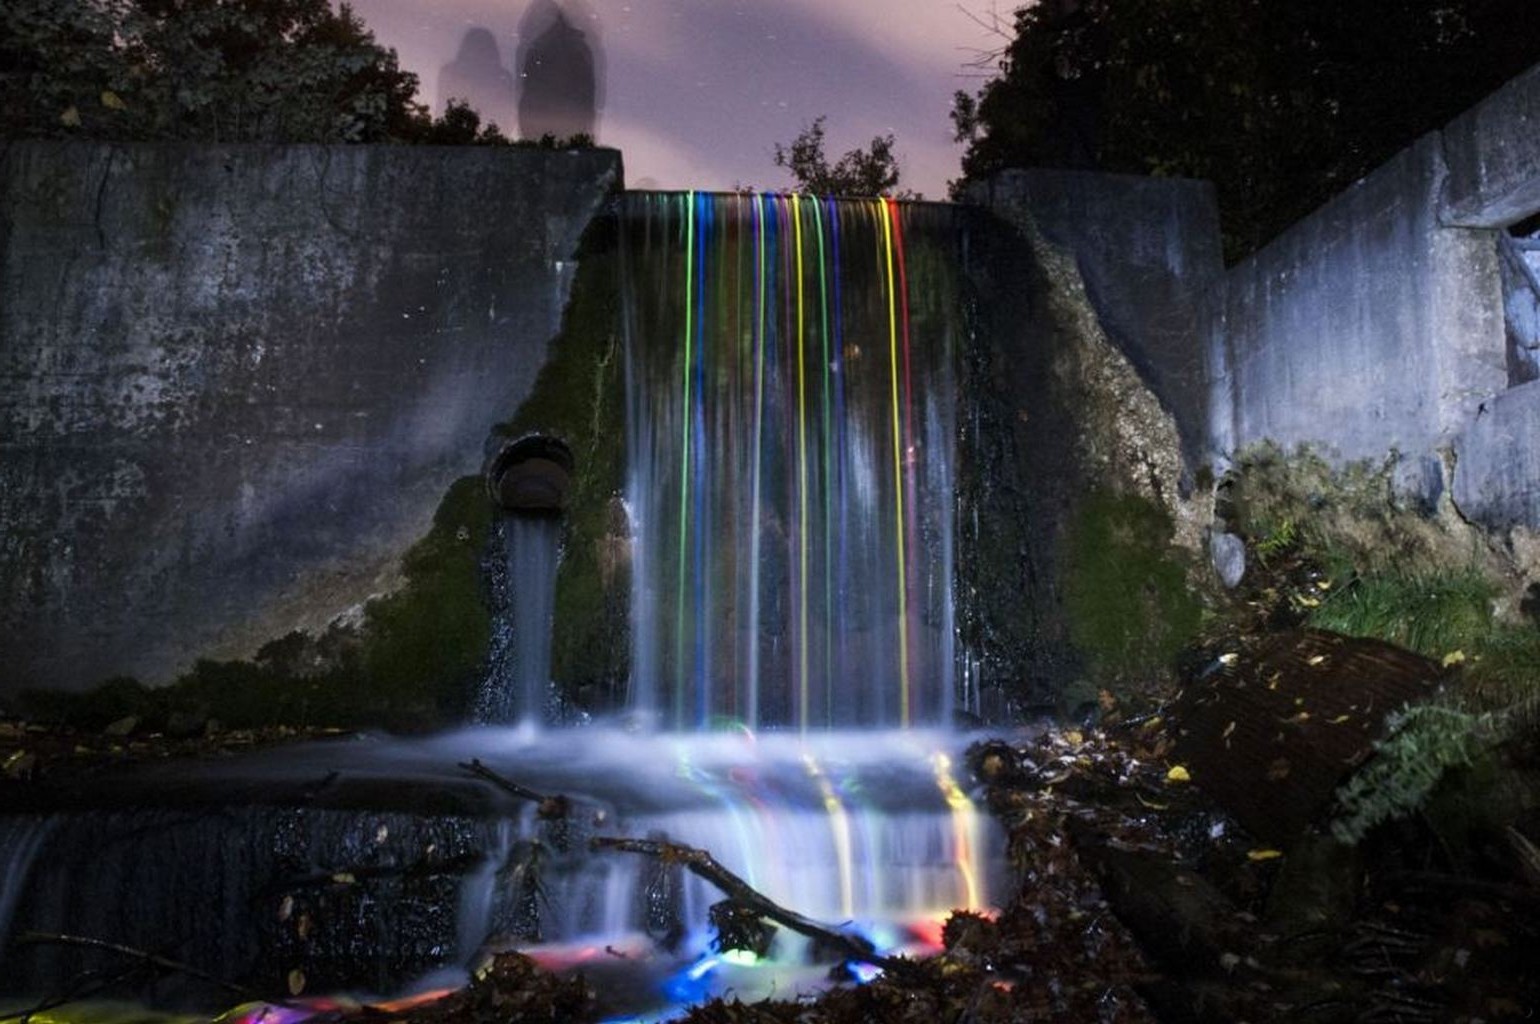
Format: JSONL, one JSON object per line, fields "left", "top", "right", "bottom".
{"left": 399, "top": 952, "right": 598, "bottom": 1024}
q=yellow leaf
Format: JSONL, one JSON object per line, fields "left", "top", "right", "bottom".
{"left": 1296, "top": 596, "right": 1320, "bottom": 607}
{"left": 1063, "top": 729, "right": 1083, "bottom": 746}
{"left": 287, "top": 969, "right": 306, "bottom": 995}
{"left": 100, "top": 90, "right": 125, "bottom": 110}
{"left": 331, "top": 872, "right": 355, "bottom": 884}
{"left": 1329, "top": 714, "right": 1351, "bottom": 724}
{"left": 1165, "top": 765, "right": 1192, "bottom": 783}
{"left": 1442, "top": 650, "right": 1466, "bottom": 668}
{"left": 60, "top": 106, "right": 81, "bottom": 127}
{"left": 1247, "top": 848, "right": 1283, "bottom": 862}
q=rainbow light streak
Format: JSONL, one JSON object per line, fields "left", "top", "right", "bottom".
{"left": 620, "top": 191, "right": 959, "bottom": 727}
{"left": 813, "top": 199, "right": 834, "bottom": 716}
{"left": 802, "top": 752, "right": 856, "bottom": 919}
{"left": 675, "top": 191, "right": 695, "bottom": 726}
{"left": 792, "top": 194, "right": 811, "bottom": 730}
{"left": 693, "top": 193, "right": 710, "bottom": 725}
{"left": 877, "top": 199, "right": 911, "bottom": 725}
{"left": 889, "top": 198, "right": 921, "bottom": 708}
{"left": 673, "top": 743, "right": 764, "bottom": 892}
{"left": 826, "top": 197, "right": 849, "bottom": 687}
{"left": 931, "top": 752, "right": 983, "bottom": 911}
{"left": 746, "top": 194, "right": 767, "bottom": 729}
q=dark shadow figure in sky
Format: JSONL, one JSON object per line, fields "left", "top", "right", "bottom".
{"left": 438, "top": 27, "right": 518, "bottom": 134}
{"left": 516, "top": 0, "right": 603, "bottom": 142}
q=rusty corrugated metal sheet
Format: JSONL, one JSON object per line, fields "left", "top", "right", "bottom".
{"left": 1171, "top": 630, "right": 1447, "bottom": 844}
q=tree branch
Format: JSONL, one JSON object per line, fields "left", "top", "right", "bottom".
{"left": 589, "top": 836, "right": 912, "bottom": 974}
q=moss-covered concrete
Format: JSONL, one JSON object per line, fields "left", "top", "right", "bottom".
{"left": 1062, "top": 490, "right": 1203, "bottom": 691}
{"left": 493, "top": 216, "right": 629, "bottom": 710}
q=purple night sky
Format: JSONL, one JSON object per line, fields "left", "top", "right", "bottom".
{"left": 349, "top": 0, "right": 1002, "bottom": 198}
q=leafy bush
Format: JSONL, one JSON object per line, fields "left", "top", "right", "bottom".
{"left": 1332, "top": 703, "right": 1496, "bottom": 844}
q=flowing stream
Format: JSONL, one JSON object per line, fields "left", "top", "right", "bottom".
{"left": 0, "top": 193, "right": 991, "bottom": 1021}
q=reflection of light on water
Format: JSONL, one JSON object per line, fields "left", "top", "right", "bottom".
{"left": 802, "top": 753, "right": 855, "bottom": 918}
{"left": 9, "top": 728, "right": 1001, "bottom": 1024}
{"left": 932, "top": 751, "right": 983, "bottom": 910}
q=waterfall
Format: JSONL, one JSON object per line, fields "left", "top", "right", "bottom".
{"left": 478, "top": 516, "right": 563, "bottom": 724}
{"left": 0, "top": 193, "right": 991, "bottom": 1014}
{"left": 620, "top": 193, "right": 964, "bottom": 730}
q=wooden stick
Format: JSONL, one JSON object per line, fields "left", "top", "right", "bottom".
{"left": 13, "top": 932, "right": 283, "bottom": 1004}
{"left": 458, "top": 759, "right": 569, "bottom": 819}
{"left": 589, "top": 836, "right": 910, "bottom": 973}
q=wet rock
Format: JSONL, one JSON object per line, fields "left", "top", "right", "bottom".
{"left": 104, "top": 715, "right": 139, "bottom": 737}
{"left": 166, "top": 709, "right": 208, "bottom": 739}
{"left": 1209, "top": 530, "right": 1246, "bottom": 588}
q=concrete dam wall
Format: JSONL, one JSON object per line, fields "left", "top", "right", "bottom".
{"left": 0, "top": 141, "right": 621, "bottom": 692}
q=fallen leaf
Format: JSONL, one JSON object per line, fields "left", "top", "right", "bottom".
{"left": 277, "top": 895, "right": 293, "bottom": 921}
{"left": 60, "top": 106, "right": 81, "bottom": 127}
{"left": 1222, "top": 720, "right": 1237, "bottom": 739}
{"left": 1307, "top": 654, "right": 1327, "bottom": 667}
{"left": 1247, "top": 848, "right": 1284, "bottom": 862}
{"left": 1442, "top": 650, "right": 1466, "bottom": 668}
{"left": 1329, "top": 714, "right": 1351, "bottom": 724}
{"left": 100, "top": 90, "right": 125, "bottom": 110}
{"left": 1165, "top": 765, "right": 1192, "bottom": 783}
{"left": 331, "top": 872, "right": 356, "bottom": 884}
{"left": 287, "top": 969, "right": 306, "bottom": 995}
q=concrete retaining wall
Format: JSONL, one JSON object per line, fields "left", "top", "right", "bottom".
{"left": 1207, "top": 135, "right": 1507, "bottom": 468}
{"left": 972, "top": 169, "right": 1223, "bottom": 460}
{"left": 0, "top": 141, "right": 620, "bottom": 692}
{"left": 1202, "top": 61, "right": 1540, "bottom": 527}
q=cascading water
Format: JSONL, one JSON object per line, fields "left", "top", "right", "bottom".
{"left": 0, "top": 193, "right": 994, "bottom": 1021}
{"left": 621, "top": 192, "right": 963, "bottom": 729}
{"left": 478, "top": 516, "right": 563, "bottom": 724}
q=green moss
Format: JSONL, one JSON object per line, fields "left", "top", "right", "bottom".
{"left": 495, "top": 217, "right": 629, "bottom": 707}
{"left": 1061, "top": 490, "right": 1202, "bottom": 688}
{"left": 358, "top": 474, "right": 494, "bottom": 724}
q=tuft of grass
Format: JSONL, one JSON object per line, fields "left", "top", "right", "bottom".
{"left": 1306, "top": 567, "right": 1497, "bottom": 660}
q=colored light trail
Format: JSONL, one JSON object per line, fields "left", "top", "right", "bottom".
{"left": 621, "top": 191, "right": 960, "bottom": 729}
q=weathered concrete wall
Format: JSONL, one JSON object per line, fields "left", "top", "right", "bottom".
{"left": 1208, "top": 135, "right": 1507, "bottom": 471}
{"left": 1442, "top": 62, "right": 1540, "bottom": 228}
{"left": 0, "top": 141, "right": 621, "bottom": 692}
{"left": 1453, "top": 380, "right": 1540, "bottom": 529}
{"left": 1206, "top": 60, "right": 1540, "bottom": 528}
{"left": 972, "top": 169, "right": 1223, "bottom": 460}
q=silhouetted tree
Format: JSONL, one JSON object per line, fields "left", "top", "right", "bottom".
{"left": 773, "top": 116, "right": 915, "bottom": 198}
{"left": 951, "top": 0, "right": 1540, "bottom": 258}
{"left": 438, "top": 27, "right": 517, "bottom": 137}
{"left": 1, "top": 0, "right": 423, "bottom": 141}
{"left": 516, "top": 0, "right": 601, "bottom": 143}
